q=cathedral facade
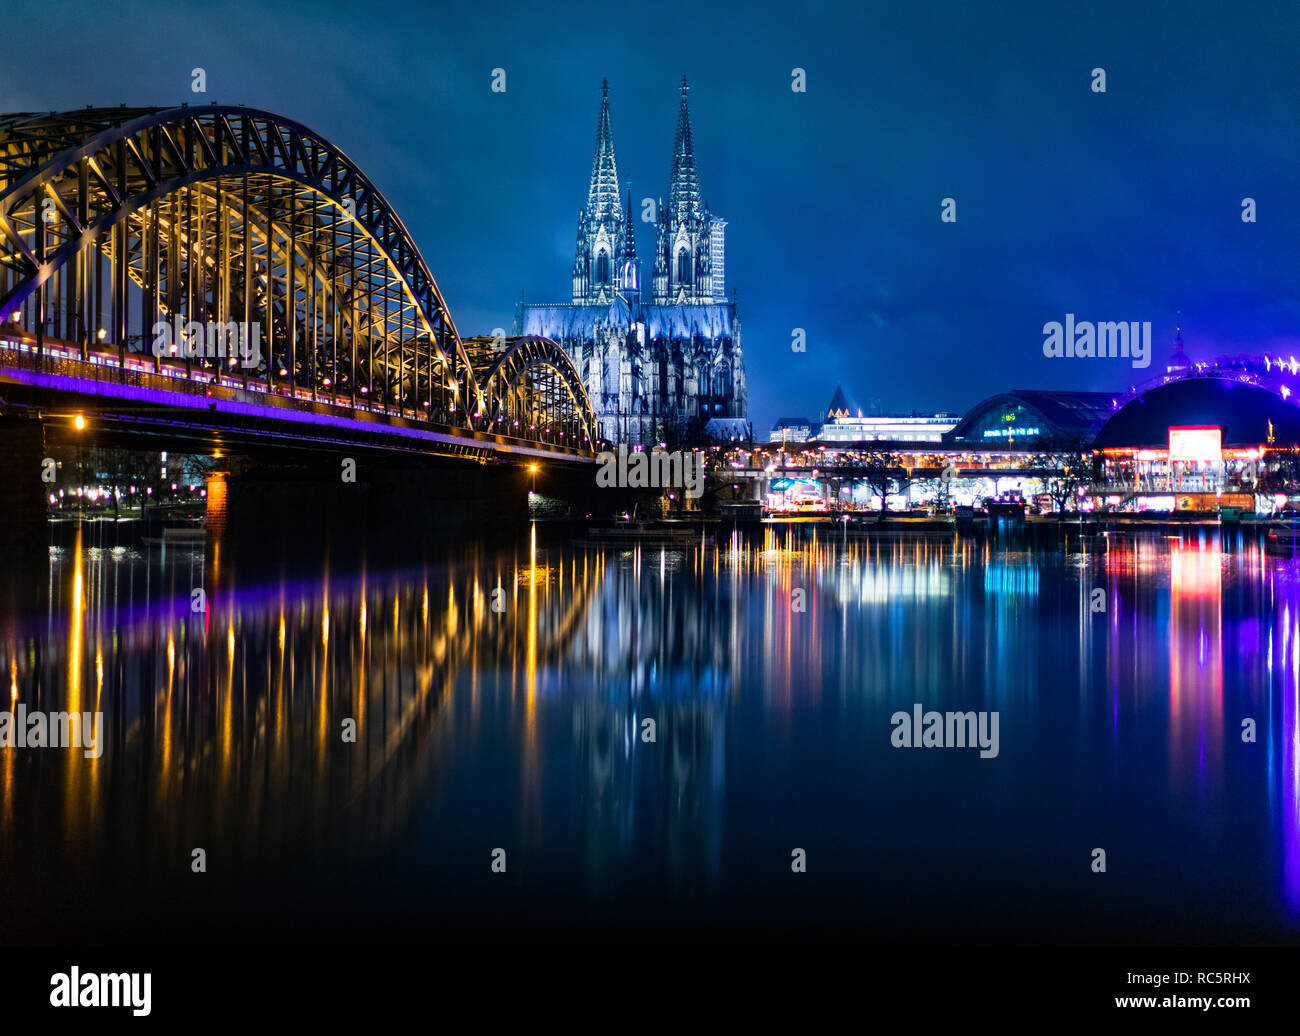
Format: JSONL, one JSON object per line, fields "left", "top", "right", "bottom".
{"left": 516, "top": 79, "right": 748, "bottom": 446}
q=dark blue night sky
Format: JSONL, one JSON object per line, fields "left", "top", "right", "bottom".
{"left": 6, "top": 0, "right": 1297, "bottom": 430}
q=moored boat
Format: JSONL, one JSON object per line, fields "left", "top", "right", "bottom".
{"left": 1264, "top": 514, "right": 1300, "bottom": 556}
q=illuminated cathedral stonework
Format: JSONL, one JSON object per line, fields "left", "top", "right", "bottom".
{"left": 516, "top": 78, "right": 748, "bottom": 445}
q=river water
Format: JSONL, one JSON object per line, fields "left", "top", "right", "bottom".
{"left": 1, "top": 521, "right": 1297, "bottom": 945}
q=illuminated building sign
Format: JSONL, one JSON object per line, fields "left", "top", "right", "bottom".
{"left": 1168, "top": 426, "right": 1222, "bottom": 463}
{"left": 769, "top": 478, "right": 818, "bottom": 491}
{"left": 983, "top": 427, "right": 1040, "bottom": 438}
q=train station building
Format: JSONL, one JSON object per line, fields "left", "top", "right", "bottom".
{"left": 749, "top": 340, "right": 1300, "bottom": 514}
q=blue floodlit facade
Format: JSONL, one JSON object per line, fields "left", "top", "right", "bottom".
{"left": 517, "top": 80, "right": 747, "bottom": 446}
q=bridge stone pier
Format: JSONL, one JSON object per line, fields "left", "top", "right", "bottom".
{"left": 0, "top": 417, "right": 50, "bottom": 560}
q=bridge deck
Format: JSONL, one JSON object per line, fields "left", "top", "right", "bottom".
{"left": 0, "top": 335, "right": 594, "bottom": 462}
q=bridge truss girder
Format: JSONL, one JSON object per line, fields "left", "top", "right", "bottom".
{"left": 0, "top": 105, "right": 596, "bottom": 450}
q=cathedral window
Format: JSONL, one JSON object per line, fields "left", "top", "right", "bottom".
{"left": 603, "top": 348, "right": 620, "bottom": 399}
{"left": 676, "top": 248, "right": 693, "bottom": 285}
{"left": 595, "top": 252, "right": 610, "bottom": 285}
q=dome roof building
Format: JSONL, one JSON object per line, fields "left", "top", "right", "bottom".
{"left": 1092, "top": 376, "right": 1300, "bottom": 449}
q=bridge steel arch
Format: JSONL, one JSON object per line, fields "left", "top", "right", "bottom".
{"left": 464, "top": 334, "right": 598, "bottom": 448}
{"left": 0, "top": 106, "right": 596, "bottom": 451}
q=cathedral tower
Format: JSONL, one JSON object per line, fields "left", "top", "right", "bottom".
{"left": 652, "top": 77, "right": 720, "bottom": 305}
{"left": 522, "top": 78, "right": 747, "bottom": 446}
{"left": 573, "top": 80, "right": 639, "bottom": 305}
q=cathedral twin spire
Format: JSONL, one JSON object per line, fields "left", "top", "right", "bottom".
{"left": 654, "top": 75, "right": 716, "bottom": 304}
{"left": 573, "top": 78, "right": 637, "bottom": 305}
{"left": 573, "top": 77, "right": 722, "bottom": 307}
{"left": 586, "top": 78, "right": 622, "bottom": 220}
{"left": 667, "top": 76, "right": 703, "bottom": 222}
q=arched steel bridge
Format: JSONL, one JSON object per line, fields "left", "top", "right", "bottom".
{"left": 0, "top": 105, "right": 597, "bottom": 459}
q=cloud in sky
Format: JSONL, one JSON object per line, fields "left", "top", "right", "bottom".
{"left": 4, "top": 0, "right": 1297, "bottom": 429}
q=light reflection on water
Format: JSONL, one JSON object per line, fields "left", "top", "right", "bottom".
{"left": 1, "top": 523, "right": 1298, "bottom": 943}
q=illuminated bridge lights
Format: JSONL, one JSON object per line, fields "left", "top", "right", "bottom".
{"left": 0, "top": 106, "right": 595, "bottom": 454}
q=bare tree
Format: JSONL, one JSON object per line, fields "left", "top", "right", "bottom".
{"left": 1033, "top": 435, "right": 1093, "bottom": 514}
{"left": 1259, "top": 448, "right": 1300, "bottom": 498}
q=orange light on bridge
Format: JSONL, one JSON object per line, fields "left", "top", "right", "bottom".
{"left": 73, "top": 414, "right": 85, "bottom": 430}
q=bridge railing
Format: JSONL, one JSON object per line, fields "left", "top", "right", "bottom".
{"left": 0, "top": 334, "right": 591, "bottom": 457}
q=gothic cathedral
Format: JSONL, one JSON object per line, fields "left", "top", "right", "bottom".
{"left": 517, "top": 78, "right": 748, "bottom": 446}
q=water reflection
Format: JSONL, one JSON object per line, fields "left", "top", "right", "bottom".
{"left": 1, "top": 523, "right": 1298, "bottom": 941}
